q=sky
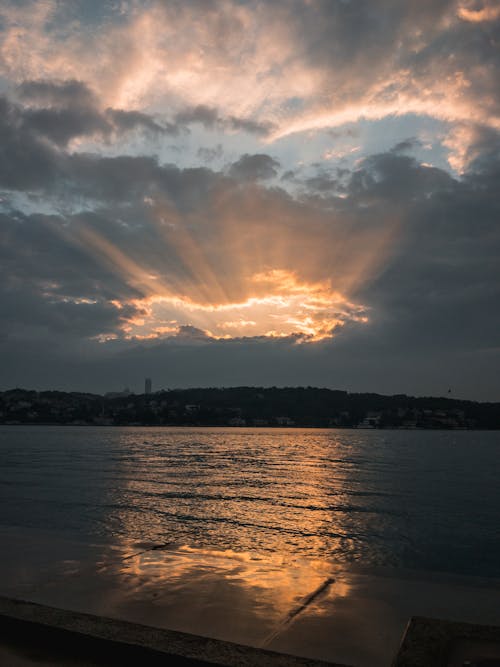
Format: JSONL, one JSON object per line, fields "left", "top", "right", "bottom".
{"left": 0, "top": 0, "right": 499, "bottom": 399}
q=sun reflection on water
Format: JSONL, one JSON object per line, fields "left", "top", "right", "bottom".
{"left": 96, "top": 429, "right": 377, "bottom": 630}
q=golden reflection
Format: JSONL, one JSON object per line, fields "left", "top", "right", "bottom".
{"left": 100, "top": 540, "right": 347, "bottom": 637}
{"left": 99, "top": 431, "right": 366, "bottom": 639}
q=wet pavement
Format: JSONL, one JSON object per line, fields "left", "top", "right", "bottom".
{"left": 1, "top": 526, "right": 500, "bottom": 667}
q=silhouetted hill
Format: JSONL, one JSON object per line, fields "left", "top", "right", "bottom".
{"left": 1, "top": 387, "right": 499, "bottom": 428}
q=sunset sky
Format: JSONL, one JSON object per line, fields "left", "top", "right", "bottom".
{"left": 1, "top": 0, "right": 499, "bottom": 398}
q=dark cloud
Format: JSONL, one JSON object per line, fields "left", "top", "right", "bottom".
{"left": 0, "top": 97, "right": 60, "bottom": 190}
{"left": 64, "top": 156, "right": 219, "bottom": 212}
{"left": 461, "top": 124, "right": 500, "bottom": 176}
{"left": 0, "top": 105, "right": 219, "bottom": 207}
{"left": 346, "top": 150, "right": 500, "bottom": 359}
{"left": 347, "top": 152, "right": 455, "bottom": 202}
{"left": 228, "top": 153, "right": 280, "bottom": 180}
{"left": 175, "top": 104, "right": 219, "bottom": 128}
{"left": 175, "top": 325, "right": 211, "bottom": 341}
{"left": 390, "top": 138, "right": 421, "bottom": 154}
{"left": 1, "top": 321, "right": 498, "bottom": 400}
{"left": 227, "top": 115, "right": 274, "bottom": 137}
{"left": 22, "top": 106, "right": 111, "bottom": 147}
{"left": 106, "top": 109, "right": 172, "bottom": 135}
{"left": 2, "top": 82, "right": 175, "bottom": 151}
{"left": 17, "top": 79, "right": 97, "bottom": 108}
{"left": 197, "top": 144, "right": 224, "bottom": 163}
{"left": 1, "top": 144, "right": 498, "bottom": 384}
{"left": 1, "top": 66, "right": 499, "bottom": 398}
{"left": 400, "top": 12, "right": 500, "bottom": 117}
{"left": 1, "top": 209, "right": 147, "bottom": 291}
{"left": 174, "top": 104, "right": 274, "bottom": 136}
{"left": 303, "top": 171, "right": 343, "bottom": 194}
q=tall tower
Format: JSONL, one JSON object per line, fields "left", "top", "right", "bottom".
{"left": 145, "top": 377, "right": 152, "bottom": 395}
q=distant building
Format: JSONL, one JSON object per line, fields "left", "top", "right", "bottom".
{"left": 276, "top": 416, "right": 295, "bottom": 426}
{"left": 356, "top": 411, "right": 381, "bottom": 429}
{"left": 228, "top": 416, "right": 246, "bottom": 426}
{"left": 145, "top": 378, "right": 152, "bottom": 395}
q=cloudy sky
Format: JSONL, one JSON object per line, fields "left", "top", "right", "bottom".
{"left": 1, "top": 0, "right": 499, "bottom": 398}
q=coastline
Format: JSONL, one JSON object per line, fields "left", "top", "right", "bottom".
{"left": 1, "top": 423, "right": 497, "bottom": 430}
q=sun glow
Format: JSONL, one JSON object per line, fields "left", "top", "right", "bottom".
{"left": 119, "top": 270, "right": 369, "bottom": 343}
{"left": 57, "top": 188, "right": 386, "bottom": 346}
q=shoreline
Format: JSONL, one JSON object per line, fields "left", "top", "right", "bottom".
{"left": 1, "top": 422, "right": 497, "bottom": 430}
{"left": 1, "top": 525, "right": 500, "bottom": 667}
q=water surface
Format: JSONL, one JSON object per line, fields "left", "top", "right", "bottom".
{"left": 0, "top": 426, "right": 498, "bottom": 577}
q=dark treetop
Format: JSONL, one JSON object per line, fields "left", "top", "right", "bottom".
{"left": 1, "top": 387, "right": 499, "bottom": 429}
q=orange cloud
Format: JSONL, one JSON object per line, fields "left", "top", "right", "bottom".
{"left": 1, "top": 2, "right": 495, "bottom": 134}
{"left": 457, "top": 3, "right": 500, "bottom": 22}
{"left": 119, "top": 269, "right": 369, "bottom": 342}
{"left": 1, "top": 0, "right": 498, "bottom": 168}
{"left": 52, "top": 173, "right": 398, "bottom": 344}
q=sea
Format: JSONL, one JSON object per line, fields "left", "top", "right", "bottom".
{"left": 0, "top": 426, "right": 499, "bottom": 578}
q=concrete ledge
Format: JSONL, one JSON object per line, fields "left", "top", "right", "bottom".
{"left": 392, "top": 616, "right": 500, "bottom": 667}
{"left": 0, "top": 596, "right": 348, "bottom": 667}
